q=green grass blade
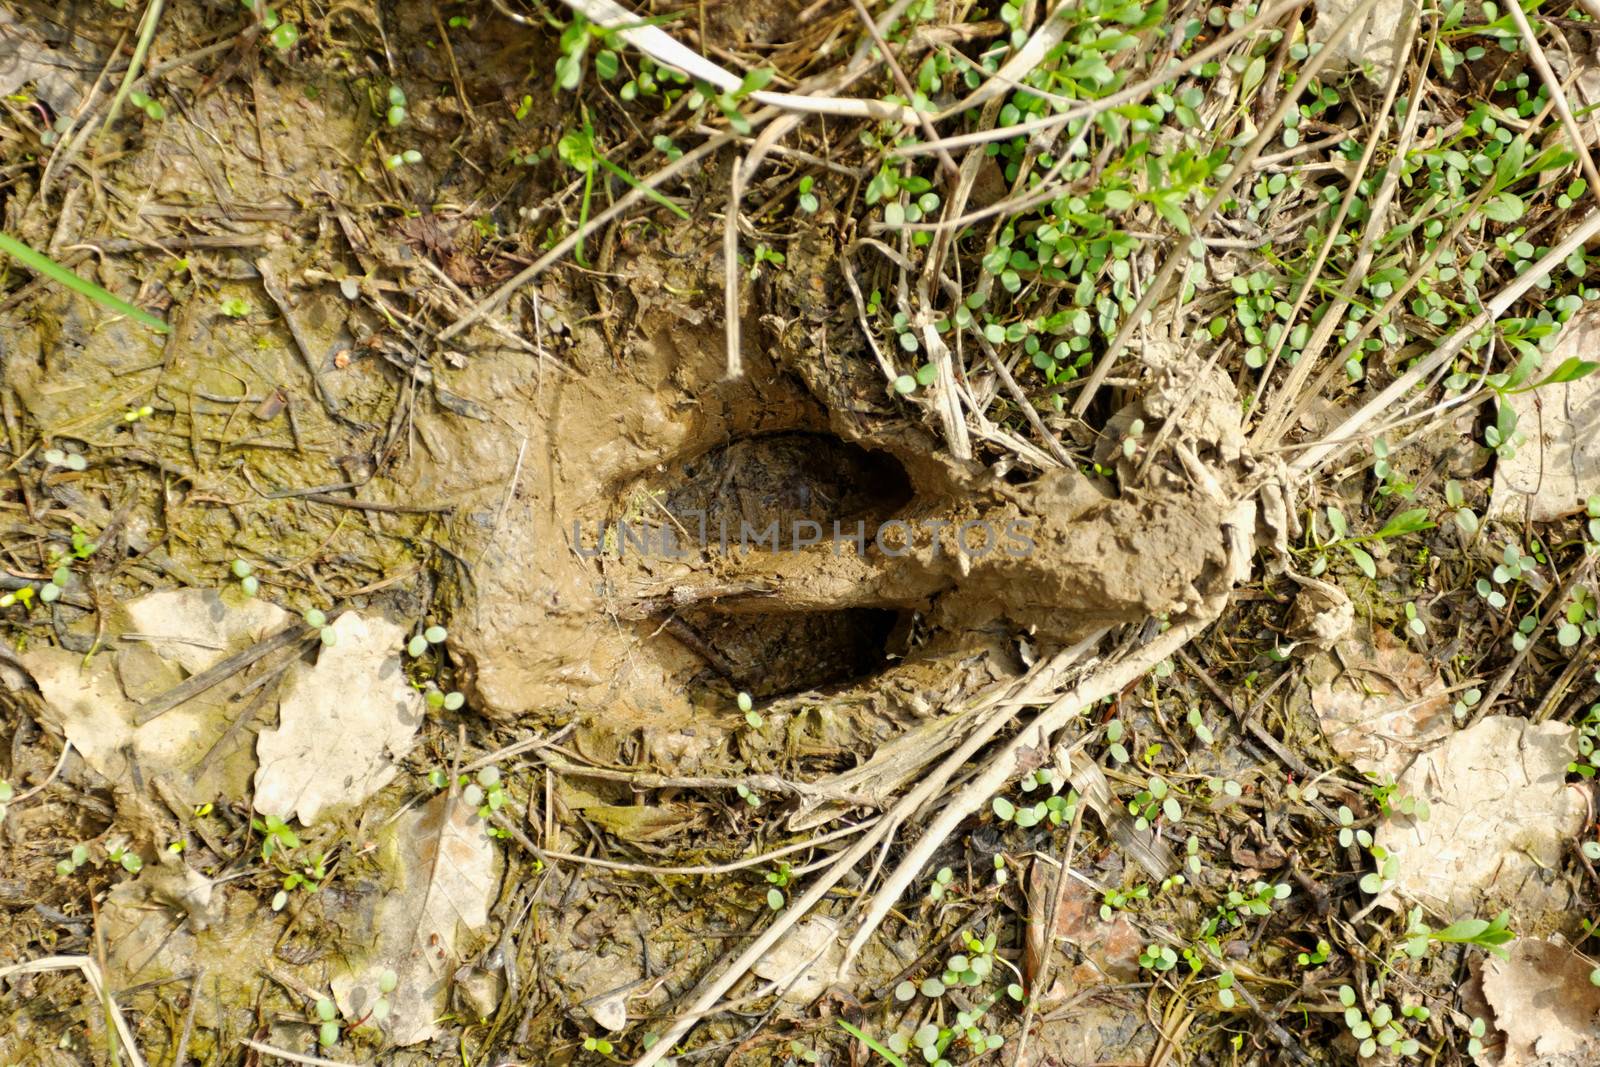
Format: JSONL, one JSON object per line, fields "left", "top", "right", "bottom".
{"left": 837, "top": 1020, "right": 907, "bottom": 1067}
{"left": 597, "top": 156, "right": 692, "bottom": 219}
{"left": 0, "top": 233, "right": 168, "bottom": 334}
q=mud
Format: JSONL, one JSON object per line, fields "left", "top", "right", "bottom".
{"left": 0, "top": 0, "right": 1257, "bottom": 1060}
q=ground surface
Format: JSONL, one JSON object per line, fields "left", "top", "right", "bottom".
{"left": 0, "top": 0, "right": 1599, "bottom": 1065}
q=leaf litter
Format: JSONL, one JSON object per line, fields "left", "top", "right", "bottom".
{"left": 254, "top": 610, "right": 423, "bottom": 825}
{"left": 1374, "top": 716, "right": 1586, "bottom": 918}
{"left": 17, "top": 588, "right": 293, "bottom": 800}
{"left": 1306, "top": 622, "right": 1455, "bottom": 779}
{"left": 1471, "top": 938, "right": 1600, "bottom": 1066}
{"left": 329, "top": 791, "right": 502, "bottom": 1046}
{"left": 1490, "top": 308, "right": 1600, "bottom": 522}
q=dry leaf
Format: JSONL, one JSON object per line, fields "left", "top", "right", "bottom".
{"left": 18, "top": 589, "right": 291, "bottom": 799}
{"left": 1024, "top": 860, "right": 1141, "bottom": 994}
{"left": 0, "top": 8, "right": 95, "bottom": 112}
{"left": 1490, "top": 350, "right": 1600, "bottom": 522}
{"left": 1477, "top": 939, "right": 1600, "bottom": 1066}
{"left": 253, "top": 612, "right": 421, "bottom": 825}
{"left": 1308, "top": 626, "right": 1453, "bottom": 778}
{"left": 1376, "top": 717, "right": 1585, "bottom": 917}
{"left": 1312, "top": 0, "right": 1408, "bottom": 83}
{"left": 1285, "top": 573, "right": 1354, "bottom": 651}
{"left": 752, "top": 916, "right": 844, "bottom": 1003}
{"left": 331, "top": 792, "right": 501, "bottom": 1046}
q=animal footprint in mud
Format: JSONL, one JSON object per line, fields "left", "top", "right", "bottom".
{"left": 584, "top": 431, "right": 1235, "bottom": 698}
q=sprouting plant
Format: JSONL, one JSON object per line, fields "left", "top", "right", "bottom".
{"left": 1466, "top": 1016, "right": 1489, "bottom": 1058}
{"left": 122, "top": 404, "right": 154, "bottom": 424}
{"left": 303, "top": 607, "right": 337, "bottom": 647}
{"left": 1368, "top": 778, "right": 1430, "bottom": 821}
{"left": 385, "top": 149, "right": 423, "bottom": 169}
{"left": 1121, "top": 418, "right": 1145, "bottom": 460}
{"left": 556, "top": 117, "right": 688, "bottom": 266}
{"left": 734, "top": 784, "right": 761, "bottom": 807}
{"left": 55, "top": 843, "right": 89, "bottom": 877}
{"left": 746, "top": 243, "right": 785, "bottom": 281}
{"left": 1139, "top": 943, "right": 1178, "bottom": 972}
{"left": 1309, "top": 505, "right": 1434, "bottom": 579}
{"left": 106, "top": 840, "right": 143, "bottom": 873}
{"left": 126, "top": 90, "right": 164, "bottom": 120}
{"left": 764, "top": 862, "right": 792, "bottom": 910}
{"left": 1126, "top": 773, "right": 1181, "bottom": 830}
{"left": 939, "top": 930, "right": 999, "bottom": 990}
{"left": 423, "top": 684, "right": 465, "bottom": 711}
{"left": 927, "top": 865, "right": 954, "bottom": 901}
{"left": 39, "top": 555, "right": 72, "bottom": 604}
{"left": 219, "top": 296, "right": 251, "bottom": 318}
{"left": 737, "top": 690, "right": 761, "bottom": 728}
{"left": 880, "top": 960, "right": 1008, "bottom": 1064}
{"left": 1371, "top": 439, "right": 1416, "bottom": 499}
{"left": 1483, "top": 399, "right": 1521, "bottom": 459}
{"left": 796, "top": 175, "right": 818, "bottom": 214}
{"left": 252, "top": 814, "right": 301, "bottom": 861}
{"left": 371, "top": 968, "right": 397, "bottom": 1026}
{"left": 891, "top": 361, "right": 937, "bottom": 396}
{"left": 1446, "top": 479, "right": 1480, "bottom": 536}
{"left": 1570, "top": 702, "right": 1600, "bottom": 777}
{"left": 41, "top": 447, "right": 87, "bottom": 472}
{"left": 385, "top": 85, "right": 407, "bottom": 126}
{"left": 240, "top": 0, "right": 300, "bottom": 51}
{"left": 273, "top": 851, "right": 329, "bottom": 911}
{"left": 1475, "top": 540, "right": 1537, "bottom": 611}
{"left": 1402, "top": 907, "right": 1514, "bottom": 959}
{"left": 0, "top": 585, "right": 36, "bottom": 610}
{"left": 315, "top": 996, "right": 339, "bottom": 1047}
{"left": 1559, "top": 584, "right": 1599, "bottom": 648}
{"left": 1453, "top": 686, "right": 1483, "bottom": 720}
{"left": 1297, "top": 939, "right": 1330, "bottom": 967}
{"left": 1403, "top": 602, "right": 1426, "bottom": 636}
{"left": 1100, "top": 883, "right": 1149, "bottom": 920}
{"left": 1360, "top": 843, "right": 1400, "bottom": 896}
{"left": 1338, "top": 985, "right": 1426, "bottom": 1058}
{"left": 463, "top": 766, "right": 507, "bottom": 821}
{"left": 232, "top": 558, "right": 259, "bottom": 597}
{"left": 582, "top": 1037, "right": 614, "bottom": 1055}
{"left": 991, "top": 767, "right": 1077, "bottom": 828}
{"left": 1105, "top": 718, "right": 1129, "bottom": 763}
{"left": 406, "top": 624, "right": 447, "bottom": 657}
{"left": 551, "top": 13, "right": 617, "bottom": 92}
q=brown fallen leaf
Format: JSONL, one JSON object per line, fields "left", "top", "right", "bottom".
{"left": 330, "top": 792, "right": 502, "bottom": 1046}
{"left": 1475, "top": 939, "right": 1600, "bottom": 1066}
{"left": 582, "top": 802, "right": 707, "bottom": 843}
{"left": 1308, "top": 625, "right": 1453, "bottom": 779}
{"left": 1376, "top": 716, "right": 1585, "bottom": 919}
{"left": 253, "top": 611, "right": 422, "bottom": 825}
{"left": 17, "top": 589, "right": 293, "bottom": 801}
{"left": 1024, "top": 860, "right": 1142, "bottom": 995}
{"left": 752, "top": 915, "right": 845, "bottom": 1003}
{"left": 1490, "top": 307, "right": 1600, "bottom": 522}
